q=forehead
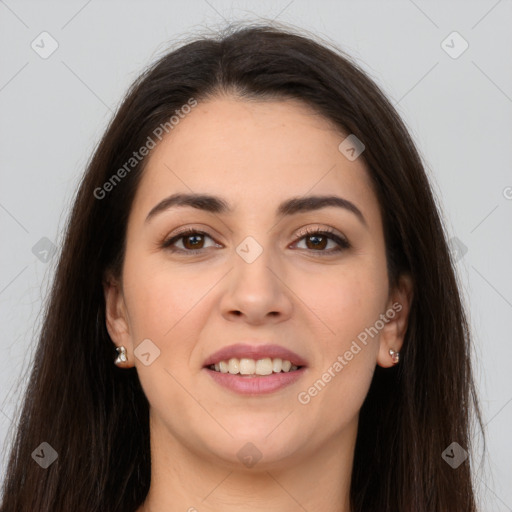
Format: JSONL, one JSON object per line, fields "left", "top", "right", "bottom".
{"left": 130, "top": 96, "right": 378, "bottom": 223}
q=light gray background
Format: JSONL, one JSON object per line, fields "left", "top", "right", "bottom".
{"left": 1, "top": 0, "right": 511, "bottom": 509}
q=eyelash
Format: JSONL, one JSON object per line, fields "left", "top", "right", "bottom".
{"left": 160, "top": 226, "right": 351, "bottom": 256}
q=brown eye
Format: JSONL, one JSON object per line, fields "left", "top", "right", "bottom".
{"left": 182, "top": 233, "right": 205, "bottom": 250}
{"left": 293, "top": 227, "right": 350, "bottom": 254}
{"left": 161, "top": 229, "right": 219, "bottom": 254}
{"left": 304, "top": 233, "right": 329, "bottom": 250}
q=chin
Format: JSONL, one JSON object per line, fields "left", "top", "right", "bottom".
{"left": 197, "top": 427, "right": 306, "bottom": 470}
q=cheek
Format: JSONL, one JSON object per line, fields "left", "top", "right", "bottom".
{"left": 121, "top": 257, "right": 203, "bottom": 397}
{"left": 297, "top": 258, "right": 388, "bottom": 344}
{"left": 121, "top": 250, "right": 206, "bottom": 341}
{"left": 296, "top": 267, "right": 383, "bottom": 420}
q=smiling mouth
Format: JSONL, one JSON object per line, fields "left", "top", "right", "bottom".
{"left": 206, "top": 357, "right": 303, "bottom": 377}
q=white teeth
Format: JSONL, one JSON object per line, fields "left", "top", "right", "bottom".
{"left": 239, "top": 358, "right": 256, "bottom": 375}
{"left": 209, "top": 357, "right": 300, "bottom": 375}
{"left": 282, "top": 360, "right": 292, "bottom": 372}
{"left": 228, "top": 358, "right": 240, "bottom": 374}
{"left": 255, "top": 358, "right": 273, "bottom": 375}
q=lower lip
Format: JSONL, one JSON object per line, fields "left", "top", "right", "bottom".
{"left": 204, "top": 367, "right": 306, "bottom": 395}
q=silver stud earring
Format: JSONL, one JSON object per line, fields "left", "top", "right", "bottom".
{"left": 389, "top": 348, "right": 400, "bottom": 364}
{"left": 114, "top": 346, "right": 127, "bottom": 365}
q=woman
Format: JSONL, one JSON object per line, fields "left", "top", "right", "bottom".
{"left": 0, "top": 22, "right": 484, "bottom": 512}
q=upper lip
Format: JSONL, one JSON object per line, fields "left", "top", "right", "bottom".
{"left": 203, "top": 343, "right": 308, "bottom": 368}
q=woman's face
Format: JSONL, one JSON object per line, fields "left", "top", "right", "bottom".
{"left": 105, "top": 95, "right": 412, "bottom": 470}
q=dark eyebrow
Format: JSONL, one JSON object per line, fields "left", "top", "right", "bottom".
{"left": 145, "top": 193, "right": 367, "bottom": 227}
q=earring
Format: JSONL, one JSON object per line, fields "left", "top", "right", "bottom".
{"left": 389, "top": 348, "right": 400, "bottom": 364}
{"left": 114, "top": 346, "right": 128, "bottom": 365}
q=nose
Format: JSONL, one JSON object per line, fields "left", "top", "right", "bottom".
{"left": 219, "top": 245, "right": 293, "bottom": 325}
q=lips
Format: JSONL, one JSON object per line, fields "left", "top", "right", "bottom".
{"left": 202, "top": 343, "right": 308, "bottom": 368}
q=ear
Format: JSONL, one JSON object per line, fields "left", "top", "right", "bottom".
{"left": 377, "top": 273, "right": 414, "bottom": 368}
{"left": 103, "top": 272, "right": 134, "bottom": 368}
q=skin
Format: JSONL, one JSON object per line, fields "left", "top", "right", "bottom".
{"left": 104, "top": 94, "right": 413, "bottom": 512}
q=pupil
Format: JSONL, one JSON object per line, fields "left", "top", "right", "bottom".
{"left": 186, "top": 234, "right": 202, "bottom": 248}
{"left": 308, "top": 235, "right": 326, "bottom": 249}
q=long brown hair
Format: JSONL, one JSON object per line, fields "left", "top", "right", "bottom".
{"left": 0, "top": 21, "right": 484, "bottom": 511}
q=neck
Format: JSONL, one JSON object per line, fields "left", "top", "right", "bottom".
{"left": 136, "top": 414, "right": 357, "bottom": 512}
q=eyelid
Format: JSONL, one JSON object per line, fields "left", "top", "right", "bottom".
{"left": 160, "top": 227, "right": 220, "bottom": 252}
{"left": 290, "top": 226, "right": 351, "bottom": 253}
{"left": 292, "top": 225, "right": 346, "bottom": 242}
{"left": 160, "top": 224, "right": 350, "bottom": 254}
